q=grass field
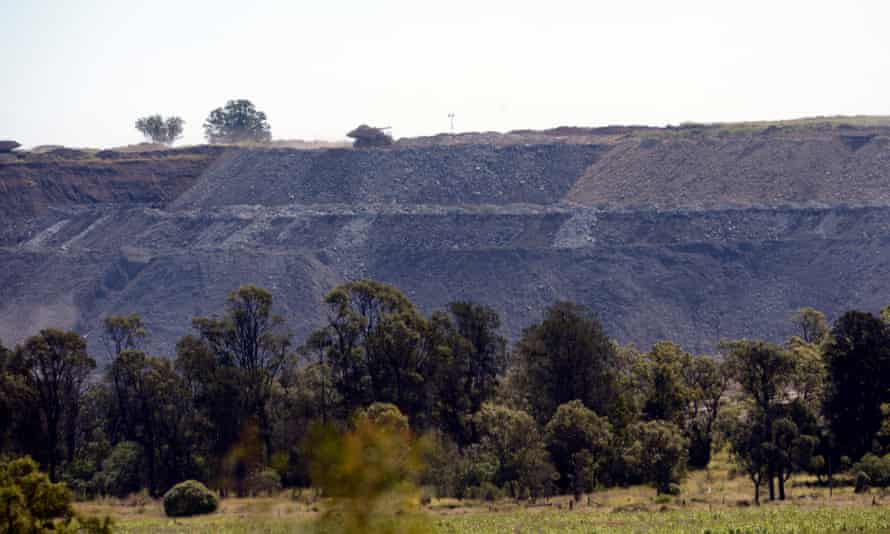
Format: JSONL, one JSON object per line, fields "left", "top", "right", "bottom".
{"left": 75, "top": 452, "right": 890, "bottom": 533}
{"left": 77, "top": 497, "right": 890, "bottom": 534}
{"left": 77, "top": 506, "right": 890, "bottom": 534}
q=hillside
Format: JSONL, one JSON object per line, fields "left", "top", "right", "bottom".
{"left": 1, "top": 120, "right": 889, "bottom": 357}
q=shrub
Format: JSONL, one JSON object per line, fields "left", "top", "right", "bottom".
{"left": 245, "top": 468, "right": 282, "bottom": 496}
{"left": 419, "top": 431, "right": 461, "bottom": 498}
{"left": 666, "top": 482, "right": 682, "bottom": 496}
{"left": 453, "top": 444, "right": 498, "bottom": 499}
{"left": 357, "top": 402, "right": 409, "bottom": 432}
{"left": 654, "top": 494, "right": 672, "bottom": 504}
{"left": 853, "top": 453, "right": 890, "bottom": 488}
{"left": 481, "top": 482, "right": 502, "bottom": 502}
{"left": 162, "top": 480, "right": 219, "bottom": 517}
{"left": 92, "top": 441, "right": 143, "bottom": 497}
{"left": 63, "top": 458, "right": 101, "bottom": 499}
{"left": 471, "top": 403, "right": 556, "bottom": 499}
{"left": 467, "top": 482, "right": 502, "bottom": 502}
{"left": 306, "top": 417, "right": 431, "bottom": 533}
{"left": 0, "top": 456, "right": 112, "bottom": 533}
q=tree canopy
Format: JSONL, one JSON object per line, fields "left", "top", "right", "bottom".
{"left": 513, "top": 302, "right": 625, "bottom": 424}
{"left": 134, "top": 115, "right": 184, "bottom": 145}
{"left": 0, "top": 288, "right": 887, "bottom": 511}
{"left": 203, "top": 100, "right": 271, "bottom": 144}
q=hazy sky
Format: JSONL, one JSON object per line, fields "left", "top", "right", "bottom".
{"left": 3, "top": 0, "right": 890, "bottom": 148}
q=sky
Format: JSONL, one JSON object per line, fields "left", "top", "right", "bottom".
{"left": 2, "top": 0, "right": 890, "bottom": 148}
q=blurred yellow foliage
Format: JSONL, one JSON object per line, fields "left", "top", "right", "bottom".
{"left": 307, "top": 404, "right": 432, "bottom": 533}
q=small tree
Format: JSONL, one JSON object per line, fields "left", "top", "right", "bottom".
{"left": 790, "top": 307, "right": 829, "bottom": 344}
{"left": 724, "top": 339, "right": 799, "bottom": 501}
{"left": 91, "top": 441, "right": 143, "bottom": 498}
{"left": 684, "top": 355, "right": 730, "bottom": 469}
{"left": 545, "top": 400, "right": 612, "bottom": 495}
{"left": 641, "top": 342, "right": 693, "bottom": 425}
{"left": 471, "top": 403, "right": 555, "bottom": 499}
{"left": 203, "top": 100, "right": 271, "bottom": 144}
{"left": 627, "top": 420, "right": 688, "bottom": 494}
{"left": 134, "top": 115, "right": 184, "bottom": 145}
{"left": 12, "top": 330, "right": 96, "bottom": 482}
{"left": 102, "top": 314, "right": 147, "bottom": 359}
{"left": 513, "top": 301, "right": 623, "bottom": 425}
{"left": 823, "top": 311, "right": 890, "bottom": 463}
{"left": 727, "top": 415, "right": 770, "bottom": 505}
{"left": 191, "top": 285, "right": 292, "bottom": 461}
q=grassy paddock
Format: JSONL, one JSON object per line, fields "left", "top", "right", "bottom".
{"left": 76, "top": 453, "right": 890, "bottom": 533}
{"left": 75, "top": 487, "right": 890, "bottom": 534}
{"left": 76, "top": 500, "right": 890, "bottom": 534}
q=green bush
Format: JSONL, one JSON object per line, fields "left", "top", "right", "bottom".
{"left": 162, "top": 480, "right": 219, "bottom": 517}
{"left": 92, "top": 441, "right": 143, "bottom": 497}
{"left": 63, "top": 458, "right": 101, "bottom": 499}
{"left": 467, "top": 482, "right": 502, "bottom": 502}
{"left": 0, "top": 456, "right": 111, "bottom": 533}
{"left": 245, "top": 468, "right": 282, "bottom": 496}
{"left": 654, "top": 494, "right": 672, "bottom": 504}
{"left": 356, "top": 402, "right": 410, "bottom": 432}
{"left": 453, "top": 444, "right": 498, "bottom": 499}
{"left": 419, "top": 432, "right": 461, "bottom": 498}
{"left": 853, "top": 454, "right": 890, "bottom": 488}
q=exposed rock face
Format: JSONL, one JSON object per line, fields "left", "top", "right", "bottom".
{"left": 171, "top": 144, "right": 606, "bottom": 209}
{"left": 0, "top": 146, "right": 226, "bottom": 218}
{"left": 2, "top": 125, "right": 890, "bottom": 359}
{"left": 568, "top": 133, "right": 890, "bottom": 209}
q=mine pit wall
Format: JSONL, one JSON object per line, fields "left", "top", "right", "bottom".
{"left": 170, "top": 144, "right": 607, "bottom": 209}
{"left": 3, "top": 135, "right": 890, "bottom": 358}
{"left": 0, "top": 146, "right": 225, "bottom": 218}
{"left": 569, "top": 133, "right": 890, "bottom": 208}
{"left": 3, "top": 201, "right": 890, "bottom": 358}
{"left": 9, "top": 204, "right": 890, "bottom": 254}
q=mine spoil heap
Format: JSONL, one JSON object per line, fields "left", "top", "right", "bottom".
{"left": 2, "top": 122, "right": 890, "bottom": 358}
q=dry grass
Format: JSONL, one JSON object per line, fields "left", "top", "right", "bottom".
{"left": 634, "top": 115, "right": 890, "bottom": 140}
{"left": 73, "top": 450, "right": 890, "bottom": 533}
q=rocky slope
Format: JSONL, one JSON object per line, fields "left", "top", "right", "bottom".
{"left": 1, "top": 123, "right": 889, "bottom": 358}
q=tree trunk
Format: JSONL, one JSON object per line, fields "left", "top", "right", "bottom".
{"left": 753, "top": 476, "right": 760, "bottom": 506}
{"left": 65, "top": 410, "right": 77, "bottom": 465}
{"left": 768, "top": 473, "right": 775, "bottom": 501}
{"left": 258, "top": 408, "right": 273, "bottom": 463}
{"left": 48, "top": 417, "right": 58, "bottom": 482}
{"left": 828, "top": 457, "right": 833, "bottom": 499}
{"left": 778, "top": 471, "right": 786, "bottom": 501}
{"left": 320, "top": 363, "right": 327, "bottom": 424}
{"left": 146, "top": 448, "right": 157, "bottom": 497}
